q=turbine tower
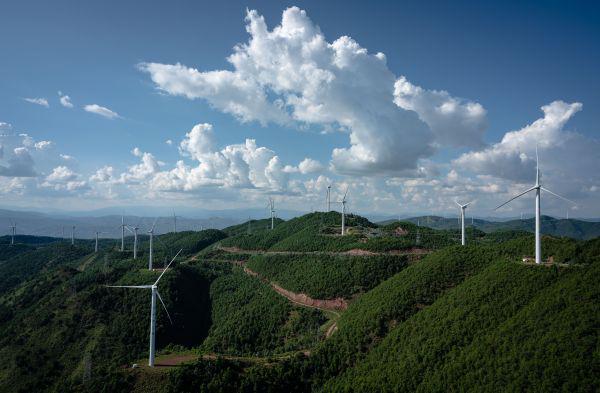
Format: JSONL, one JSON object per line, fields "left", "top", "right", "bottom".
{"left": 172, "top": 210, "right": 179, "bottom": 233}
{"left": 9, "top": 220, "right": 16, "bottom": 245}
{"left": 337, "top": 187, "right": 349, "bottom": 235}
{"left": 106, "top": 249, "right": 182, "bottom": 367}
{"left": 455, "top": 201, "right": 473, "bottom": 246}
{"left": 120, "top": 216, "right": 126, "bottom": 252}
{"left": 148, "top": 218, "right": 158, "bottom": 270}
{"left": 95, "top": 231, "right": 101, "bottom": 253}
{"left": 71, "top": 225, "right": 76, "bottom": 246}
{"left": 326, "top": 185, "right": 332, "bottom": 212}
{"left": 125, "top": 225, "right": 139, "bottom": 259}
{"left": 495, "top": 147, "right": 575, "bottom": 264}
{"left": 267, "top": 198, "right": 276, "bottom": 230}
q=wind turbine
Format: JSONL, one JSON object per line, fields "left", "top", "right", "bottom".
{"left": 95, "top": 231, "right": 102, "bottom": 253}
{"left": 106, "top": 249, "right": 182, "bottom": 367}
{"left": 267, "top": 198, "right": 276, "bottom": 230}
{"left": 125, "top": 224, "right": 140, "bottom": 259}
{"left": 148, "top": 218, "right": 158, "bottom": 270}
{"left": 337, "top": 187, "right": 349, "bottom": 235}
{"left": 9, "top": 220, "right": 16, "bottom": 245}
{"left": 71, "top": 225, "right": 76, "bottom": 246}
{"left": 120, "top": 215, "right": 126, "bottom": 252}
{"left": 326, "top": 185, "right": 332, "bottom": 212}
{"left": 455, "top": 201, "right": 473, "bottom": 246}
{"left": 172, "top": 210, "right": 180, "bottom": 233}
{"left": 495, "top": 147, "right": 575, "bottom": 264}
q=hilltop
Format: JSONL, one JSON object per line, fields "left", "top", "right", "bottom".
{"left": 385, "top": 215, "right": 600, "bottom": 240}
{"left": 0, "top": 212, "right": 597, "bottom": 392}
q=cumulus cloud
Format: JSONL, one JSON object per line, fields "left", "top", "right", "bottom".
{"left": 287, "top": 158, "right": 325, "bottom": 174}
{"left": 90, "top": 166, "right": 114, "bottom": 182}
{"left": 58, "top": 91, "right": 74, "bottom": 108}
{"left": 23, "top": 97, "right": 49, "bottom": 107}
{"left": 0, "top": 147, "right": 36, "bottom": 177}
{"left": 393, "top": 77, "right": 487, "bottom": 148}
{"left": 117, "top": 149, "right": 161, "bottom": 184}
{"left": 46, "top": 166, "right": 78, "bottom": 182}
{"left": 454, "top": 101, "right": 583, "bottom": 181}
{"left": 140, "top": 7, "right": 486, "bottom": 175}
{"left": 166, "top": 139, "right": 173, "bottom": 145}
{"left": 42, "top": 166, "right": 88, "bottom": 191}
{"left": 149, "top": 123, "right": 290, "bottom": 191}
{"left": 84, "top": 104, "right": 120, "bottom": 119}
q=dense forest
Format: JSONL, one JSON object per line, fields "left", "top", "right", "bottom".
{"left": 0, "top": 212, "right": 597, "bottom": 392}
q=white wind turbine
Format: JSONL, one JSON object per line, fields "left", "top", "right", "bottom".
{"left": 455, "top": 200, "right": 474, "bottom": 246}
{"left": 9, "top": 220, "right": 16, "bottom": 245}
{"left": 71, "top": 225, "right": 76, "bottom": 246}
{"left": 267, "top": 198, "right": 276, "bottom": 230}
{"left": 125, "top": 224, "right": 140, "bottom": 259}
{"left": 172, "top": 210, "right": 181, "bottom": 233}
{"left": 106, "top": 249, "right": 182, "bottom": 367}
{"left": 148, "top": 218, "right": 158, "bottom": 270}
{"left": 326, "top": 185, "right": 332, "bottom": 212}
{"left": 337, "top": 187, "right": 349, "bottom": 235}
{"left": 120, "top": 215, "right": 126, "bottom": 252}
{"left": 495, "top": 147, "right": 575, "bottom": 264}
{"left": 95, "top": 231, "right": 103, "bottom": 253}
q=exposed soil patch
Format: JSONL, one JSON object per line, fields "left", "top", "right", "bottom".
{"left": 344, "top": 249, "right": 376, "bottom": 256}
{"left": 243, "top": 266, "right": 348, "bottom": 311}
{"left": 154, "top": 354, "right": 197, "bottom": 367}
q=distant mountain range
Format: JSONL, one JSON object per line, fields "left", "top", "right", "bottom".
{"left": 0, "top": 209, "right": 242, "bottom": 239}
{"left": 2, "top": 206, "right": 599, "bottom": 240}
{"left": 379, "top": 215, "right": 600, "bottom": 240}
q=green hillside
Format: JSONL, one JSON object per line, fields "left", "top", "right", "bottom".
{"left": 246, "top": 254, "right": 411, "bottom": 299}
{"left": 0, "top": 212, "right": 597, "bottom": 392}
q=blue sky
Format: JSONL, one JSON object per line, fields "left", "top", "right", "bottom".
{"left": 0, "top": 0, "right": 598, "bottom": 217}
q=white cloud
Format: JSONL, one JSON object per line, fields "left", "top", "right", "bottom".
{"left": 60, "top": 154, "right": 75, "bottom": 161}
{"left": 34, "top": 140, "right": 54, "bottom": 150}
{"left": 0, "top": 147, "right": 36, "bottom": 177}
{"left": 42, "top": 166, "right": 88, "bottom": 191}
{"left": 165, "top": 139, "right": 173, "bottom": 146}
{"left": 393, "top": 76, "right": 487, "bottom": 148}
{"left": 178, "top": 123, "right": 216, "bottom": 160}
{"left": 90, "top": 166, "right": 114, "bottom": 182}
{"left": 298, "top": 158, "right": 324, "bottom": 174}
{"left": 117, "top": 149, "right": 161, "bottom": 184}
{"left": 454, "top": 101, "right": 583, "bottom": 182}
{"left": 58, "top": 91, "right": 74, "bottom": 108}
{"left": 84, "top": 104, "right": 120, "bottom": 119}
{"left": 149, "top": 123, "right": 290, "bottom": 192}
{"left": 46, "top": 166, "right": 78, "bottom": 182}
{"left": 23, "top": 97, "right": 49, "bottom": 107}
{"left": 140, "top": 7, "right": 486, "bottom": 175}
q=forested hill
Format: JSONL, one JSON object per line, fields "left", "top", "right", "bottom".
{"left": 393, "top": 215, "right": 600, "bottom": 240}
{"left": 0, "top": 211, "right": 597, "bottom": 392}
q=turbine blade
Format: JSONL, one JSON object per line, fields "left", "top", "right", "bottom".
{"left": 156, "top": 290, "right": 173, "bottom": 325}
{"left": 151, "top": 217, "right": 158, "bottom": 232}
{"left": 541, "top": 187, "right": 576, "bottom": 205}
{"left": 343, "top": 187, "right": 349, "bottom": 200}
{"left": 495, "top": 186, "right": 536, "bottom": 210}
{"left": 455, "top": 201, "right": 462, "bottom": 207}
{"left": 154, "top": 248, "right": 183, "bottom": 285}
{"left": 124, "top": 225, "right": 134, "bottom": 234}
{"left": 105, "top": 285, "right": 152, "bottom": 289}
{"left": 464, "top": 200, "right": 475, "bottom": 208}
